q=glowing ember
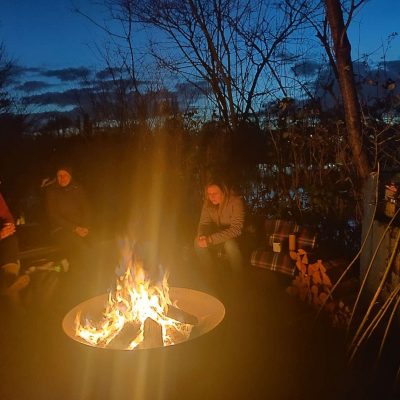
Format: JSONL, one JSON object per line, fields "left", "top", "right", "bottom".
{"left": 74, "top": 258, "right": 194, "bottom": 350}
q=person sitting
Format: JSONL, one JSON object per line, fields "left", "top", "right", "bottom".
{"left": 45, "top": 165, "right": 92, "bottom": 258}
{"left": 194, "top": 179, "right": 245, "bottom": 274}
{"left": 0, "top": 192, "right": 29, "bottom": 307}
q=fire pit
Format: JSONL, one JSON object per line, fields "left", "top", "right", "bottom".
{"left": 62, "top": 252, "right": 225, "bottom": 350}
{"left": 63, "top": 287, "right": 225, "bottom": 350}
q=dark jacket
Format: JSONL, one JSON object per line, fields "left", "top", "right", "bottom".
{"left": 197, "top": 193, "right": 245, "bottom": 245}
{"left": 46, "top": 180, "right": 91, "bottom": 232}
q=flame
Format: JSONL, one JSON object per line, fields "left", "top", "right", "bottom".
{"left": 74, "top": 254, "right": 194, "bottom": 349}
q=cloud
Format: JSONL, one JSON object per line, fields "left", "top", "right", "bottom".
{"left": 175, "top": 80, "right": 209, "bottom": 96}
{"left": 40, "top": 67, "right": 92, "bottom": 82}
{"left": 14, "top": 80, "right": 53, "bottom": 93}
{"left": 312, "top": 60, "right": 400, "bottom": 110}
{"left": 95, "top": 67, "right": 124, "bottom": 80}
{"left": 93, "top": 78, "right": 135, "bottom": 91}
{"left": 94, "top": 68, "right": 149, "bottom": 86}
{"left": 12, "top": 66, "right": 44, "bottom": 77}
{"left": 291, "top": 61, "right": 320, "bottom": 77}
{"left": 7, "top": 65, "right": 92, "bottom": 88}
{"left": 379, "top": 60, "right": 400, "bottom": 75}
{"left": 274, "top": 50, "right": 296, "bottom": 60}
{"left": 23, "top": 87, "right": 93, "bottom": 107}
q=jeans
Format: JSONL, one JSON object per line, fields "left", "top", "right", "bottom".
{"left": 194, "top": 238, "right": 243, "bottom": 273}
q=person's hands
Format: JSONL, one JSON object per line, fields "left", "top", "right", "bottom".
{"left": 197, "top": 235, "right": 208, "bottom": 248}
{"left": 0, "top": 222, "right": 16, "bottom": 240}
{"left": 74, "top": 226, "right": 89, "bottom": 237}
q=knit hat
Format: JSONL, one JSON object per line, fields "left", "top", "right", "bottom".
{"left": 56, "top": 164, "right": 73, "bottom": 176}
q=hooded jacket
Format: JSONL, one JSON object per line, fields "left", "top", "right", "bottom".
{"left": 197, "top": 192, "right": 245, "bottom": 245}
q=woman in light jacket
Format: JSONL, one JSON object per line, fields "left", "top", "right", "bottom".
{"left": 195, "top": 180, "right": 245, "bottom": 273}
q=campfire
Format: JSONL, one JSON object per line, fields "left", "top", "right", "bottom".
{"left": 62, "top": 249, "right": 225, "bottom": 350}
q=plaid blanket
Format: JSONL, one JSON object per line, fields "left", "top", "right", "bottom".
{"left": 266, "top": 219, "right": 316, "bottom": 251}
{"left": 251, "top": 219, "right": 317, "bottom": 276}
{"left": 250, "top": 249, "right": 296, "bottom": 275}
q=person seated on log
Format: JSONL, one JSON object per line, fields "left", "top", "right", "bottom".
{"left": 194, "top": 179, "right": 245, "bottom": 274}
{"left": 45, "top": 165, "right": 92, "bottom": 258}
{"left": 0, "top": 191, "right": 30, "bottom": 307}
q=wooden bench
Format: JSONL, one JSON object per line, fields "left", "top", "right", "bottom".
{"left": 16, "top": 223, "right": 62, "bottom": 267}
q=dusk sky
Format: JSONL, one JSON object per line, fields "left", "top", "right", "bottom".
{"left": 1, "top": 0, "right": 399, "bottom": 113}
{"left": 1, "top": 0, "right": 399, "bottom": 69}
{"left": 1, "top": 0, "right": 104, "bottom": 69}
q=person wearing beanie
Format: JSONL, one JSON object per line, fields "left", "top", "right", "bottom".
{"left": 45, "top": 166, "right": 92, "bottom": 256}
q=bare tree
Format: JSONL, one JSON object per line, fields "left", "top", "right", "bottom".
{"left": 133, "top": 0, "right": 310, "bottom": 129}
{"left": 74, "top": 1, "right": 155, "bottom": 132}
{"left": 324, "top": 0, "right": 370, "bottom": 179}
{"left": 0, "top": 42, "right": 16, "bottom": 114}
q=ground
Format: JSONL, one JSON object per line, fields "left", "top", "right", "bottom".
{"left": 0, "top": 241, "right": 399, "bottom": 400}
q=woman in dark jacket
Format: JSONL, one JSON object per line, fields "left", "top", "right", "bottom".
{"left": 45, "top": 167, "right": 91, "bottom": 255}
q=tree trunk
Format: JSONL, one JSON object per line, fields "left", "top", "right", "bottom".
{"left": 324, "top": 0, "right": 370, "bottom": 179}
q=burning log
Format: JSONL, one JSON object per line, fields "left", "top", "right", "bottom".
{"left": 139, "top": 318, "right": 163, "bottom": 349}
{"left": 108, "top": 321, "right": 141, "bottom": 349}
{"left": 166, "top": 304, "right": 198, "bottom": 326}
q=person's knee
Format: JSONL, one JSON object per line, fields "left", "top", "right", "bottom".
{"left": 1, "top": 262, "right": 20, "bottom": 276}
{"left": 194, "top": 244, "right": 209, "bottom": 257}
{"left": 223, "top": 239, "right": 243, "bottom": 271}
{"left": 194, "top": 239, "right": 213, "bottom": 267}
{"left": 194, "top": 238, "right": 206, "bottom": 254}
{"left": 223, "top": 239, "right": 241, "bottom": 255}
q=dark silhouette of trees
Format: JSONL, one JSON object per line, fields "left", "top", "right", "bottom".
{"left": 0, "top": 42, "right": 16, "bottom": 114}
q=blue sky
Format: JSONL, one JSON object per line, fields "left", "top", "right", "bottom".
{"left": 0, "top": 0, "right": 103, "bottom": 68}
{"left": 1, "top": 0, "right": 399, "bottom": 69}
{"left": 347, "top": 0, "right": 400, "bottom": 61}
